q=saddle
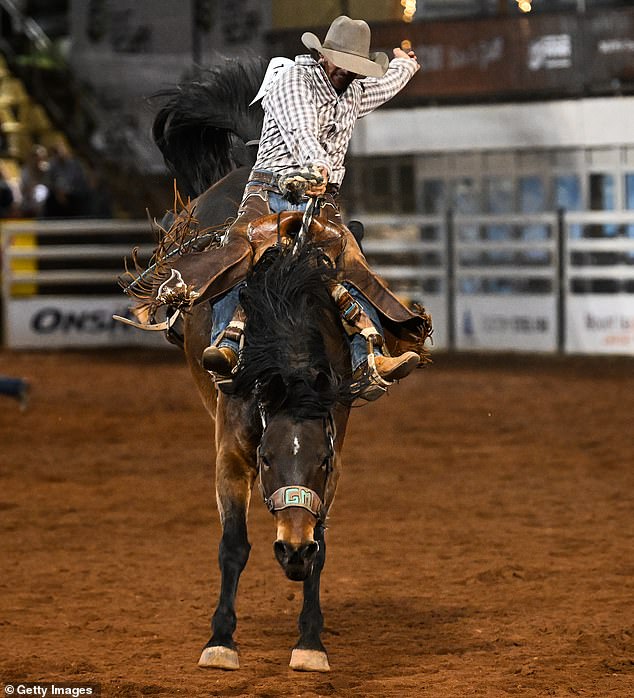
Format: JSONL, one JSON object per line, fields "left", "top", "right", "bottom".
{"left": 248, "top": 211, "right": 345, "bottom": 264}
{"left": 119, "top": 208, "right": 432, "bottom": 360}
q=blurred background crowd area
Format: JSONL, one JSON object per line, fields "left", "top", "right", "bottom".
{"left": 0, "top": 0, "right": 631, "bottom": 222}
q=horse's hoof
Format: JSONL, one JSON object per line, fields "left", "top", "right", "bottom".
{"left": 289, "top": 648, "right": 330, "bottom": 672}
{"left": 198, "top": 645, "right": 239, "bottom": 670}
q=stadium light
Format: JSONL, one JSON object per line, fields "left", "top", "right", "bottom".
{"left": 517, "top": 0, "right": 532, "bottom": 12}
{"left": 400, "top": 0, "right": 416, "bottom": 23}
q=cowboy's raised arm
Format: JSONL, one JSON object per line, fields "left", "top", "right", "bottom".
{"left": 358, "top": 48, "right": 420, "bottom": 117}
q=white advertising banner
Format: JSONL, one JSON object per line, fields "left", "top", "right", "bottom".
{"left": 5, "top": 296, "right": 169, "bottom": 349}
{"left": 566, "top": 295, "right": 634, "bottom": 355}
{"left": 455, "top": 295, "right": 557, "bottom": 352}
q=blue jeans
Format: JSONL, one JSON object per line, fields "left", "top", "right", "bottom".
{"left": 211, "top": 195, "right": 385, "bottom": 371}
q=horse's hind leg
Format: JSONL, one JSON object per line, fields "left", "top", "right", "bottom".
{"left": 290, "top": 522, "right": 330, "bottom": 672}
{"left": 198, "top": 465, "right": 252, "bottom": 671}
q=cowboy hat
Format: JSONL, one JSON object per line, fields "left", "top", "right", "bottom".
{"left": 301, "top": 15, "right": 389, "bottom": 78}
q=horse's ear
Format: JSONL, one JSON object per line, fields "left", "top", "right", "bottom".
{"left": 313, "top": 370, "right": 334, "bottom": 398}
{"left": 262, "top": 372, "right": 287, "bottom": 410}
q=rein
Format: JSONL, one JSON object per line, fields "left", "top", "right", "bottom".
{"left": 257, "top": 408, "right": 335, "bottom": 523}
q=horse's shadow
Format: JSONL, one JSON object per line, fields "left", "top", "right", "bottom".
{"left": 254, "top": 597, "right": 489, "bottom": 675}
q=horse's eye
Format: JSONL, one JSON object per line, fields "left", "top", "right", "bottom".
{"left": 260, "top": 455, "right": 271, "bottom": 471}
{"left": 320, "top": 457, "right": 329, "bottom": 471}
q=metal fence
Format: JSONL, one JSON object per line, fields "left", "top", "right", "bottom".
{"left": 361, "top": 210, "right": 634, "bottom": 355}
{"left": 2, "top": 213, "right": 634, "bottom": 354}
{"left": 1, "top": 218, "right": 163, "bottom": 349}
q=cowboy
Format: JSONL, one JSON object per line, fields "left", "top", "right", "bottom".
{"left": 202, "top": 16, "right": 424, "bottom": 390}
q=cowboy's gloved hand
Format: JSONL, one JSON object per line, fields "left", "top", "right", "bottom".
{"left": 305, "top": 166, "right": 328, "bottom": 197}
{"left": 279, "top": 164, "right": 325, "bottom": 200}
{"left": 393, "top": 47, "right": 420, "bottom": 71}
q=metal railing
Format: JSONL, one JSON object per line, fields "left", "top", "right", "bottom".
{"left": 2, "top": 213, "right": 634, "bottom": 353}
{"left": 2, "top": 219, "right": 154, "bottom": 290}
{"left": 1, "top": 218, "right": 158, "bottom": 349}
{"left": 361, "top": 209, "right": 634, "bottom": 354}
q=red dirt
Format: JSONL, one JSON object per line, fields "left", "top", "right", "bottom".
{"left": 1, "top": 348, "right": 632, "bottom": 697}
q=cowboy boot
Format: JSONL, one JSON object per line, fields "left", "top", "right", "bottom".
{"left": 373, "top": 352, "right": 419, "bottom": 381}
{"left": 202, "top": 345, "right": 238, "bottom": 376}
{"left": 202, "top": 305, "right": 245, "bottom": 377}
{"left": 331, "top": 283, "right": 419, "bottom": 383}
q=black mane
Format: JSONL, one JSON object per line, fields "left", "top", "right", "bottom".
{"left": 232, "top": 242, "right": 353, "bottom": 419}
{"left": 151, "top": 56, "right": 267, "bottom": 198}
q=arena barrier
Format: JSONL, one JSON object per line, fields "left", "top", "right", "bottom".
{"left": 361, "top": 210, "right": 634, "bottom": 356}
{"left": 2, "top": 213, "right": 633, "bottom": 354}
{"left": 1, "top": 218, "right": 165, "bottom": 349}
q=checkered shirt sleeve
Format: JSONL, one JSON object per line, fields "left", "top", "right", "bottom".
{"left": 358, "top": 57, "right": 419, "bottom": 117}
{"left": 258, "top": 56, "right": 418, "bottom": 181}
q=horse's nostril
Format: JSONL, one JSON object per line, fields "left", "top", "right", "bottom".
{"left": 274, "top": 540, "right": 289, "bottom": 565}
{"left": 274, "top": 540, "right": 318, "bottom": 569}
{"left": 301, "top": 541, "right": 319, "bottom": 562}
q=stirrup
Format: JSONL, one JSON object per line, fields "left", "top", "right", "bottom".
{"left": 351, "top": 331, "right": 390, "bottom": 402}
{"left": 113, "top": 307, "right": 181, "bottom": 332}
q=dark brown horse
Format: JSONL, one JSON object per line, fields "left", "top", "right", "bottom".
{"left": 144, "top": 58, "right": 363, "bottom": 671}
{"left": 181, "top": 239, "right": 355, "bottom": 672}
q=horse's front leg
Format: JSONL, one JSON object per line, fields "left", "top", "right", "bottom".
{"left": 290, "top": 522, "right": 330, "bottom": 672}
{"left": 198, "top": 456, "right": 254, "bottom": 670}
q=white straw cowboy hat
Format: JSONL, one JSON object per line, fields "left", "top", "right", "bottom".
{"left": 301, "top": 15, "right": 389, "bottom": 78}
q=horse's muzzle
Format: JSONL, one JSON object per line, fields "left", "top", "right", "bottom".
{"left": 274, "top": 540, "right": 319, "bottom": 581}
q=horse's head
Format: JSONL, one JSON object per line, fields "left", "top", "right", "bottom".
{"left": 230, "top": 241, "right": 353, "bottom": 580}
{"left": 257, "top": 409, "right": 336, "bottom": 581}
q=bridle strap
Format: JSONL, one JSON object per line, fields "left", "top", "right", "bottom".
{"left": 264, "top": 485, "right": 325, "bottom": 521}
{"left": 257, "top": 411, "right": 335, "bottom": 524}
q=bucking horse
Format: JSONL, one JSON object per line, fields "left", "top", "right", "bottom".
{"left": 118, "top": 57, "right": 432, "bottom": 672}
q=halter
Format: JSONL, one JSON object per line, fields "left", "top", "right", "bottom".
{"left": 257, "top": 407, "right": 335, "bottom": 524}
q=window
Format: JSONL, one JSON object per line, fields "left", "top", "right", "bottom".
{"left": 553, "top": 174, "right": 582, "bottom": 211}
{"left": 357, "top": 158, "right": 415, "bottom": 214}
{"left": 516, "top": 175, "right": 549, "bottom": 264}
{"left": 420, "top": 179, "right": 446, "bottom": 214}
{"left": 362, "top": 161, "right": 392, "bottom": 213}
{"left": 482, "top": 176, "right": 514, "bottom": 272}
{"left": 589, "top": 173, "right": 615, "bottom": 211}
{"left": 624, "top": 173, "right": 634, "bottom": 259}
{"left": 451, "top": 177, "right": 480, "bottom": 244}
{"left": 398, "top": 163, "right": 416, "bottom": 213}
{"left": 553, "top": 174, "right": 583, "bottom": 238}
{"left": 587, "top": 173, "right": 616, "bottom": 237}
{"left": 451, "top": 177, "right": 480, "bottom": 215}
{"left": 626, "top": 174, "right": 634, "bottom": 210}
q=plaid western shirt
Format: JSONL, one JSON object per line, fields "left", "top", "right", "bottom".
{"left": 253, "top": 54, "right": 418, "bottom": 185}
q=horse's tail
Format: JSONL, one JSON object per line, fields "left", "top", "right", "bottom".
{"left": 151, "top": 56, "right": 268, "bottom": 199}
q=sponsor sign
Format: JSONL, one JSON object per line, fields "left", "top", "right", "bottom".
{"left": 271, "top": 7, "right": 634, "bottom": 101}
{"left": 456, "top": 295, "right": 557, "bottom": 352}
{"left": 5, "top": 296, "right": 168, "bottom": 349}
{"left": 566, "top": 296, "right": 634, "bottom": 355}
{"left": 528, "top": 34, "right": 573, "bottom": 71}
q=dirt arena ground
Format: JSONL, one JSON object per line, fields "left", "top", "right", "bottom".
{"left": 1, "top": 348, "right": 632, "bottom": 697}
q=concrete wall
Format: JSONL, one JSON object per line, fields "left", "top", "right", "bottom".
{"left": 351, "top": 96, "right": 634, "bottom": 155}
